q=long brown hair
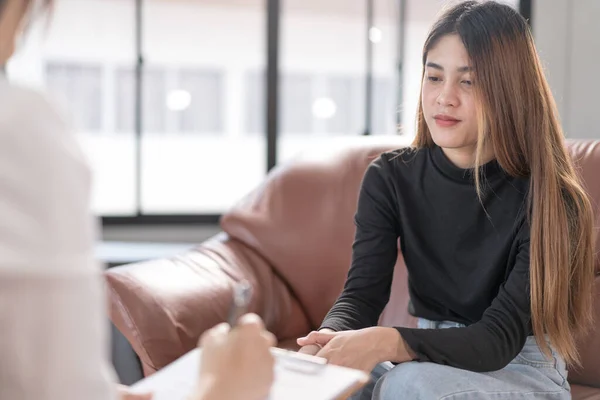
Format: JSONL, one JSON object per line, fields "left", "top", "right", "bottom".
{"left": 414, "top": 1, "right": 596, "bottom": 366}
{"left": 0, "top": 0, "right": 53, "bottom": 29}
{"left": 0, "top": 0, "right": 53, "bottom": 13}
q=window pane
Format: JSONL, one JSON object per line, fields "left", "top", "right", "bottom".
{"left": 372, "top": 76, "right": 396, "bottom": 135}
{"left": 142, "top": 69, "right": 167, "bottom": 133}
{"left": 279, "top": 0, "right": 401, "bottom": 162}
{"left": 373, "top": 0, "right": 401, "bottom": 136}
{"left": 7, "top": 0, "right": 137, "bottom": 216}
{"left": 281, "top": 73, "right": 313, "bottom": 135}
{"left": 46, "top": 63, "right": 103, "bottom": 132}
{"left": 245, "top": 70, "right": 264, "bottom": 135}
{"left": 177, "top": 69, "right": 224, "bottom": 134}
{"left": 244, "top": 70, "right": 317, "bottom": 136}
{"left": 114, "top": 68, "right": 136, "bottom": 133}
{"left": 115, "top": 67, "right": 169, "bottom": 134}
{"left": 325, "top": 75, "right": 364, "bottom": 135}
{"left": 141, "top": 0, "right": 265, "bottom": 214}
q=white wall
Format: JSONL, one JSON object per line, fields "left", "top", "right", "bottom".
{"left": 533, "top": 0, "right": 600, "bottom": 138}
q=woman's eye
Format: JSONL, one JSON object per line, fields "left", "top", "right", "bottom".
{"left": 428, "top": 76, "right": 441, "bottom": 82}
{"left": 462, "top": 80, "right": 472, "bottom": 86}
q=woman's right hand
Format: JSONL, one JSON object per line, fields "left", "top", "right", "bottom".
{"left": 297, "top": 344, "right": 321, "bottom": 355}
{"left": 297, "top": 328, "right": 335, "bottom": 355}
{"left": 193, "top": 314, "right": 276, "bottom": 400}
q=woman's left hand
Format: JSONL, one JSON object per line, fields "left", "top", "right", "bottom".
{"left": 297, "top": 327, "right": 409, "bottom": 372}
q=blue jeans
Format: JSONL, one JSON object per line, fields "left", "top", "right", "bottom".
{"left": 351, "top": 319, "right": 570, "bottom": 400}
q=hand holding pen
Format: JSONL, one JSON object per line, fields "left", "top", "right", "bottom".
{"left": 193, "top": 281, "right": 276, "bottom": 400}
{"left": 227, "top": 279, "right": 253, "bottom": 328}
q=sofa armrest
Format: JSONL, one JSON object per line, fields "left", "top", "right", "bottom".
{"left": 105, "top": 233, "right": 311, "bottom": 374}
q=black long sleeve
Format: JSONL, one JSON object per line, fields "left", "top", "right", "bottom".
{"left": 320, "top": 146, "right": 531, "bottom": 372}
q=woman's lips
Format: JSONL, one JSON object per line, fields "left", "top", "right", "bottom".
{"left": 434, "top": 114, "right": 461, "bottom": 128}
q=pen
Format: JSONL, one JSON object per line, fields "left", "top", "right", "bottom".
{"left": 227, "top": 280, "right": 327, "bottom": 374}
{"left": 227, "top": 280, "right": 253, "bottom": 328}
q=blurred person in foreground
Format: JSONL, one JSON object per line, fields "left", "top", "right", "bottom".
{"left": 0, "top": 1, "right": 275, "bottom": 399}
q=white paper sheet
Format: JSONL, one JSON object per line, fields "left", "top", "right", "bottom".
{"left": 130, "top": 348, "right": 369, "bottom": 400}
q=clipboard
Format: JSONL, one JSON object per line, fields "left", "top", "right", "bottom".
{"left": 129, "top": 347, "right": 370, "bottom": 400}
{"left": 253, "top": 347, "right": 369, "bottom": 400}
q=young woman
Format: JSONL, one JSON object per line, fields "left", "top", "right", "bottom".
{"left": 297, "top": 1, "right": 596, "bottom": 399}
{"left": 0, "top": 1, "right": 275, "bottom": 399}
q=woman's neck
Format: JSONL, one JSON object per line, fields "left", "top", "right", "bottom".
{"left": 441, "top": 144, "right": 495, "bottom": 169}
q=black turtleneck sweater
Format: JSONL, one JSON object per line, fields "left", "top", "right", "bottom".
{"left": 320, "top": 145, "right": 532, "bottom": 372}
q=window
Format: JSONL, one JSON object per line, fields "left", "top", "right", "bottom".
{"left": 372, "top": 0, "right": 402, "bottom": 136}
{"left": 114, "top": 68, "right": 136, "bottom": 134}
{"left": 281, "top": 73, "right": 313, "bottom": 135}
{"left": 114, "top": 67, "right": 167, "bottom": 133}
{"left": 142, "top": 69, "right": 167, "bottom": 133}
{"left": 244, "top": 70, "right": 264, "bottom": 136}
{"left": 246, "top": 71, "right": 390, "bottom": 138}
{"left": 140, "top": 0, "right": 265, "bottom": 214}
{"left": 323, "top": 75, "right": 364, "bottom": 135}
{"left": 176, "top": 70, "right": 224, "bottom": 134}
{"left": 372, "top": 77, "right": 396, "bottom": 135}
{"left": 245, "top": 71, "right": 315, "bottom": 136}
{"left": 8, "top": 0, "right": 407, "bottom": 220}
{"left": 45, "top": 62, "right": 103, "bottom": 133}
{"left": 116, "top": 67, "right": 224, "bottom": 135}
{"left": 278, "top": 0, "right": 402, "bottom": 163}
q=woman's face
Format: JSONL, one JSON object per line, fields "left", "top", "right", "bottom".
{"left": 422, "top": 34, "right": 479, "bottom": 157}
{"left": 0, "top": 0, "right": 29, "bottom": 65}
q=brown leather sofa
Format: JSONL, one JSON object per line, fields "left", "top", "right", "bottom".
{"left": 106, "top": 139, "right": 600, "bottom": 399}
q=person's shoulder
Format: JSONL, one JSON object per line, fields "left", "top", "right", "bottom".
{"left": 0, "top": 79, "right": 58, "bottom": 110}
{"left": 372, "top": 146, "right": 428, "bottom": 175}
{"left": 360, "top": 146, "right": 427, "bottom": 194}
{"left": 0, "top": 80, "right": 69, "bottom": 137}
{"left": 0, "top": 80, "right": 87, "bottom": 170}
{"left": 0, "top": 81, "right": 94, "bottom": 271}
{"left": 384, "top": 146, "right": 425, "bottom": 162}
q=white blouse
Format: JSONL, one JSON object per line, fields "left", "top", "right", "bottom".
{"left": 0, "top": 77, "right": 117, "bottom": 400}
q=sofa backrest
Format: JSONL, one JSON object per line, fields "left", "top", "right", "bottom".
{"left": 221, "top": 139, "right": 600, "bottom": 385}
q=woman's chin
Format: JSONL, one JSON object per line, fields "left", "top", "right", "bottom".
{"left": 429, "top": 132, "right": 469, "bottom": 149}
